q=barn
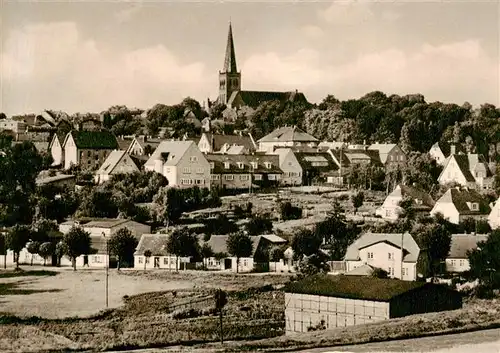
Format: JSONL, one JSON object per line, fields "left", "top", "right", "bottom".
{"left": 283, "top": 274, "right": 462, "bottom": 334}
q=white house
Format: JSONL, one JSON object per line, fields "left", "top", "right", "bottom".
{"left": 429, "top": 142, "right": 447, "bottom": 166}
{"left": 0, "top": 118, "right": 26, "bottom": 133}
{"left": 134, "top": 234, "right": 190, "bottom": 270}
{"left": 144, "top": 140, "right": 211, "bottom": 188}
{"left": 344, "top": 232, "right": 421, "bottom": 281}
{"left": 272, "top": 148, "right": 303, "bottom": 186}
{"left": 430, "top": 187, "right": 491, "bottom": 225}
{"left": 126, "top": 136, "right": 163, "bottom": 157}
{"left": 446, "top": 234, "right": 488, "bottom": 273}
{"left": 368, "top": 143, "right": 406, "bottom": 167}
{"left": 59, "top": 218, "right": 151, "bottom": 238}
{"left": 94, "top": 150, "right": 139, "bottom": 184}
{"left": 257, "top": 126, "right": 318, "bottom": 153}
{"left": 488, "top": 197, "right": 500, "bottom": 229}
{"left": 203, "top": 235, "right": 262, "bottom": 272}
{"left": 49, "top": 133, "right": 65, "bottom": 166}
{"left": 438, "top": 153, "right": 493, "bottom": 190}
{"left": 376, "top": 184, "right": 435, "bottom": 221}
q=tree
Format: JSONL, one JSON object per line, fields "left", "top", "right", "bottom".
{"left": 226, "top": 232, "right": 254, "bottom": 273}
{"left": 143, "top": 249, "right": 151, "bottom": 270}
{"left": 62, "top": 226, "right": 92, "bottom": 271}
{"left": 166, "top": 228, "right": 199, "bottom": 271}
{"left": 316, "top": 212, "right": 359, "bottom": 261}
{"left": 371, "top": 267, "right": 389, "bottom": 279}
{"left": 467, "top": 230, "right": 500, "bottom": 291}
{"left": 0, "top": 233, "right": 6, "bottom": 269}
{"left": 351, "top": 192, "right": 364, "bottom": 215}
{"left": 200, "top": 242, "right": 214, "bottom": 270}
{"left": 291, "top": 228, "right": 323, "bottom": 260}
{"left": 38, "top": 242, "right": 53, "bottom": 266}
{"left": 26, "top": 241, "right": 41, "bottom": 266}
{"left": 279, "top": 202, "right": 302, "bottom": 221}
{"left": 108, "top": 228, "right": 139, "bottom": 270}
{"left": 269, "top": 246, "right": 286, "bottom": 272}
{"left": 412, "top": 222, "right": 451, "bottom": 278}
{"left": 5, "top": 225, "right": 31, "bottom": 269}
{"left": 245, "top": 215, "right": 273, "bottom": 236}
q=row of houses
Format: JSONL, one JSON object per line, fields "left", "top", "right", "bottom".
{"left": 376, "top": 184, "right": 500, "bottom": 228}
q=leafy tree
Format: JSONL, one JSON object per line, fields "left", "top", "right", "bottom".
{"left": 226, "top": 231, "right": 254, "bottom": 273}
{"left": 166, "top": 228, "right": 199, "bottom": 271}
{"left": 291, "top": 228, "right": 323, "bottom": 260}
{"left": 62, "top": 226, "right": 92, "bottom": 271}
{"left": 316, "top": 213, "right": 359, "bottom": 261}
{"left": 412, "top": 222, "right": 451, "bottom": 278}
{"left": 296, "top": 252, "right": 330, "bottom": 276}
{"left": 143, "top": 249, "right": 151, "bottom": 270}
{"left": 54, "top": 241, "right": 66, "bottom": 267}
{"left": 279, "top": 202, "right": 302, "bottom": 220}
{"left": 209, "top": 103, "right": 227, "bottom": 120}
{"left": 0, "top": 233, "right": 6, "bottom": 269}
{"left": 26, "top": 241, "right": 41, "bottom": 266}
{"left": 467, "top": 230, "right": 500, "bottom": 290}
{"left": 5, "top": 225, "right": 31, "bottom": 269}
{"left": 351, "top": 192, "right": 364, "bottom": 215}
{"left": 0, "top": 112, "right": 6, "bottom": 120}
{"left": 245, "top": 214, "right": 273, "bottom": 236}
{"left": 200, "top": 242, "right": 214, "bottom": 269}
{"left": 77, "top": 188, "right": 118, "bottom": 218}
{"left": 38, "top": 242, "right": 54, "bottom": 266}
{"left": 108, "top": 228, "right": 139, "bottom": 270}
{"left": 371, "top": 267, "right": 389, "bottom": 279}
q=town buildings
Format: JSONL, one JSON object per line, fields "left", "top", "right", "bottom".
{"left": 257, "top": 126, "right": 319, "bottom": 153}
{"left": 376, "top": 184, "right": 435, "bottom": 221}
{"left": 198, "top": 132, "right": 256, "bottom": 154}
{"left": 95, "top": 150, "right": 139, "bottom": 184}
{"left": 62, "top": 130, "right": 119, "bottom": 170}
{"left": 430, "top": 187, "right": 491, "bottom": 224}
{"left": 446, "top": 234, "right": 488, "bottom": 273}
{"left": 438, "top": 150, "right": 493, "bottom": 190}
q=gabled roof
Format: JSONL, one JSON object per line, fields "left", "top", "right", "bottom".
{"left": 206, "top": 153, "right": 282, "bottom": 174}
{"left": 368, "top": 143, "right": 398, "bottom": 164}
{"left": 283, "top": 274, "right": 449, "bottom": 302}
{"left": 117, "top": 138, "right": 133, "bottom": 151}
{"left": 202, "top": 133, "right": 255, "bottom": 152}
{"left": 83, "top": 219, "right": 131, "bottom": 228}
{"left": 435, "top": 188, "right": 491, "bottom": 215}
{"left": 36, "top": 174, "right": 75, "bottom": 186}
{"left": 258, "top": 126, "right": 318, "bottom": 143}
{"left": 65, "top": 130, "right": 118, "bottom": 150}
{"left": 448, "top": 234, "right": 489, "bottom": 259}
{"left": 223, "top": 22, "right": 238, "bottom": 73}
{"left": 206, "top": 235, "right": 260, "bottom": 256}
{"left": 260, "top": 234, "right": 287, "bottom": 244}
{"left": 228, "top": 91, "right": 308, "bottom": 110}
{"left": 389, "top": 184, "right": 435, "bottom": 209}
{"left": 134, "top": 234, "right": 170, "bottom": 256}
{"left": 144, "top": 140, "right": 194, "bottom": 168}
{"left": 344, "top": 232, "right": 420, "bottom": 262}
{"left": 294, "top": 151, "right": 338, "bottom": 174}
{"left": 96, "top": 150, "right": 138, "bottom": 175}
{"left": 439, "top": 154, "right": 492, "bottom": 183}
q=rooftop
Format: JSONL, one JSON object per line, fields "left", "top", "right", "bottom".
{"left": 448, "top": 234, "right": 489, "bottom": 259}
{"left": 258, "top": 126, "right": 318, "bottom": 143}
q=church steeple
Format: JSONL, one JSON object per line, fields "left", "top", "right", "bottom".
{"left": 218, "top": 22, "right": 241, "bottom": 106}
{"left": 223, "top": 22, "right": 238, "bottom": 73}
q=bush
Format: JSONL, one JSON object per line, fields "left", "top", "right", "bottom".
{"left": 279, "top": 202, "right": 303, "bottom": 221}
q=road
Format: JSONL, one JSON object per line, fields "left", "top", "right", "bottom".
{"left": 308, "top": 328, "right": 500, "bottom": 353}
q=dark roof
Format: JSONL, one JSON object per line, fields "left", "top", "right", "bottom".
{"left": 438, "top": 188, "right": 491, "bottom": 215}
{"left": 283, "top": 274, "right": 447, "bottom": 302}
{"left": 206, "top": 235, "right": 261, "bottom": 256}
{"left": 223, "top": 23, "right": 238, "bottom": 73}
{"left": 206, "top": 154, "right": 282, "bottom": 174}
{"left": 448, "top": 234, "right": 488, "bottom": 258}
{"left": 258, "top": 126, "right": 318, "bottom": 143}
{"left": 441, "top": 154, "right": 492, "bottom": 183}
{"left": 68, "top": 130, "right": 118, "bottom": 150}
{"left": 294, "top": 151, "right": 338, "bottom": 174}
{"left": 134, "top": 234, "right": 170, "bottom": 256}
{"left": 117, "top": 138, "right": 133, "bottom": 151}
{"left": 203, "top": 133, "right": 255, "bottom": 151}
{"left": 393, "top": 184, "right": 435, "bottom": 210}
{"left": 230, "top": 91, "right": 308, "bottom": 109}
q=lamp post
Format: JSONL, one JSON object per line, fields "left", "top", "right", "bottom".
{"left": 103, "top": 232, "right": 109, "bottom": 308}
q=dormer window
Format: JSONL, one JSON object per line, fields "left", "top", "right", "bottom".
{"left": 415, "top": 199, "right": 423, "bottom": 205}
{"left": 470, "top": 202, "right": 479, "bottom": 211}
{"left": 237, "top": 162, "right": 244, "bottom": 169}
{"left": 265, "top": 162, "right": 272, "bottom": 169}
{"left": 251, "top": 161, "right": 258, "bottom": 169}
{"left": 224, "top": 162, "right": 230, "bottom": 169}
{"left": 190, "top": 156, "right": 198, "bottom": 162}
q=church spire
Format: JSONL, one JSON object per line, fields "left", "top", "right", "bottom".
{"left": 223, "top": 22, "right": 238, "bottom": 73}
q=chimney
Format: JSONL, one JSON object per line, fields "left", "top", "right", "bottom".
{"left": 450, "top": 144, "right": 456, "bottom": 155}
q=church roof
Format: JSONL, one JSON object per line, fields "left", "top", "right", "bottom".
{"left": 258, "top": 126, "right": 318, "bottom": 143}
{"left": 223, "top": 23, "right": 238, "bottom": 73}
{"left": 228, "top": 90, "right": 308, "bottom": 109}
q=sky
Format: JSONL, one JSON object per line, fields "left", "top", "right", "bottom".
{"left": 0, "top": 0, "right": 499, "bottom": 116}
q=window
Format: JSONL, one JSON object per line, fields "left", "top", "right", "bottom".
{"left": 225, "top": 175, "right": 234, "bottom": 181}
{"left": 183, "top": 167, "right": 191, "bottom": 173}
{"left": 388, "top": 267, "right": 394, "bottom": 276}
{"left": 243, "top": 259, "right": 248, "bottom": 267}
{"left": 145, "top": 257, "right": 150, "bottom": 264}
{"left": 471, "top": 203, "right": 479, "bottom": 211}
{"left": 268, "top": 174, "right": 276, "bottom": 180}
{"left": 93, "top": 256, "right": 102, "bottom": 263}
{"left": 251, "top": 161, "right": 258, "bottom": 169}
{"left": 265, "top": 162, "right": 272, "bottom": 169}
{"left": 196, "top": 168, "right": 204, "bottom": 174}
{"left": 195, "top": 179, "right": 203, "bottom": 184}
{"left": 138, "top": 257, "right": 143, "bottom": 264}
{"left": 415, "top": 199, "right": 423, "bottom": 205}
{"left": 388, "top": 252, "right": 394, "bottom": 260}
{"left": 224, "top": 162, "right": 230, "bottom": 169}
{"left": 211, "top": 175, "right": 220, "bottom": 180}
{"left": 254, "top": 174, "right": 262, "bottom": 180}
{"left": 190, "top": 156, "right": 198, "bottom": 162}
{"left": 240, "top": 175, "right": 249, "bottom": 181}
{"left": 367, "top": 252, "right": 374, "bottom": 259}
{"left": 402, "top": 268, "right": 408, "bottom": 276}
{"left": 164, "top": 258, "right": 168, "bottom": 265}
{"left": 451, "top": 259, "right": 456, "bottom": 266}
{"left": 237, "top": 162, "right": 244, "bottom": 169}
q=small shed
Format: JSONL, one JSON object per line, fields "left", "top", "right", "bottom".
{"left": 283, "top": 274, "right": 462, "bottom": 334}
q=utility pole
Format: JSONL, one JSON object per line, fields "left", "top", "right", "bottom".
{"left": 103, "top": 232, "right": 109, "bottom": 308}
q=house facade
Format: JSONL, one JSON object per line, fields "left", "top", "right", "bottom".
{"left": 294, "top": 151, "right": 339, "bottom": 186}
{"left": 63, "top": 131, "right": 119, "bottom": 170}
{"left": 198, "top": 132, "right": 256, "bottom": 154}
{"left": 344, "top": 232, "right": 420, "bottom": 281}
{"left": 273, "top": 148, "right": 303, "bottom": 186}
{"left": 438, "top": 153, "right": 493, "bottom": 190}
{"left": 95, "top": 150, "right": 139, "bottom": 184}
{"left": 430, "top": 187, "right": 491, "bottom": 224}
{"left": 429, "top": 142, "right": 447, "bottom": 166}
{"left": 206, "top": 154, "right": 281, "bottom": 190}
{"left": 49, "top": 133, "right": 65, "bottom": 166}
{"left": 126, "top": 136, "right": 162, "bottom": 157}
{"left": 144, "top": 140, "right": 211, "bottom": 188}
{"left": 446, "top": 234, "right": 488, "bottom": 273}
{"left": 368, "top": 143, "right": 406, "bottom": 167}
{"left": 0, "top": 119, "right": 26, "bottom": 133}
{"left": 488, "top": 197, "right": 500, "bottom": 229}
{"left": 376, "top": 184, "right": 435, "bottom": 221}
{"left": 134, "top": 234, "right": 191, "bottom": 270}
{"left": 257, "top": 126, "right": 319, "bottom": 153}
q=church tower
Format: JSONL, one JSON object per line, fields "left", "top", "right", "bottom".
{"left": 218, "top": 22, "right": 241, "bottom": 105}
